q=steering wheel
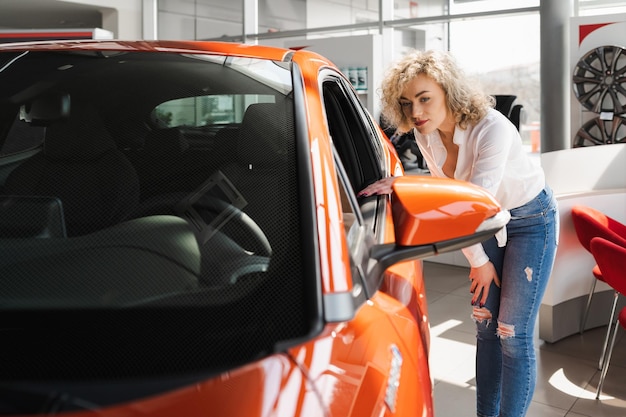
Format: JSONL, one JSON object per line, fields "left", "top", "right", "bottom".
{"left": 174, "top": 194, "right": 272, "bottom": 258}
{"left": 137, "top": 193, "right": 272, "bottom": 258}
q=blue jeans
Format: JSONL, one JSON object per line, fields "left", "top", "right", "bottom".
{"left": 474, "top": 186, "right": 559, "bottom": 417}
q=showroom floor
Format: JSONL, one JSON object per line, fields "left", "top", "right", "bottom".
{"left": 424, "top": 261, "right": 626, "bottom": 417}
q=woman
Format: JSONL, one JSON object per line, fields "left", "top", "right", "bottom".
{"left": 360, "top": 50, "right": 559, "bottom": 417}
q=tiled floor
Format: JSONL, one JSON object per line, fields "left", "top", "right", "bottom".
{"left": 423, "top": 260, "right": 626, "bottom": 417}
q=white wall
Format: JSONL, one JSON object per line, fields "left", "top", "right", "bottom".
{"left": 64, "top": 0, "right": 143, "bottom": 39}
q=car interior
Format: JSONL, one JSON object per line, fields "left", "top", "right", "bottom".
{"left": 3, "top": 93, "right": 141, "bottom": 237}
{"left": 0, "top": 50, "right": 319, "bottom": 381}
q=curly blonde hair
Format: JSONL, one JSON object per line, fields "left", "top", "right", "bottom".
{"left": 379, "top": 49, "right": 494, "bottom": 130}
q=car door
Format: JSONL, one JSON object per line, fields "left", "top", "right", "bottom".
{"left": 291, "top": 73, "right": 433, "bottom": 416}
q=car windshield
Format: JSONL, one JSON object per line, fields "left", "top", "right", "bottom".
{"left": 0, "top": 48, "right": 315, "bottom": 380}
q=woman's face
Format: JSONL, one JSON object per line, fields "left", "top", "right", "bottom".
{"left": 399, "top": 73, "right": 455, "bottom": 136}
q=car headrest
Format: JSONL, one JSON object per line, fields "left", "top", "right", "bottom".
{"left": 143, "top": 128, "right": 189, "bottom": 158}
{"left": 43, "top": 103, "right": 117, "bottom": 162}
{"left": 237, "top": 102, "right": 293, "bottom": 169}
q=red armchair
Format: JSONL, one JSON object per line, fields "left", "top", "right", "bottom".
{"left": 590, "top": 237, "right": 626, "bottom": 399}
{"left": 570, "top": 205, "right": 626, "bottom": 370}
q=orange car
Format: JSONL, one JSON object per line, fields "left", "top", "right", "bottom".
{"left": 0, "top": 41, "right": 508, "bottom": 416}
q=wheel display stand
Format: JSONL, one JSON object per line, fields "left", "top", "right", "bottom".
{"left": 570, "top": 16, "right": 626, "bottom": 147}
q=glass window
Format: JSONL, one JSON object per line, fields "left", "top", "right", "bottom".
{"left": 152, "top": 94, "right": 276, "bottom": 127}
{"left": 334, "top": 155, "right": 368, "bottom": 292}
{"left": 306, "top": 0, "right": 380, "bottom": 31}
{"left": 158, "top": 0, "right": 243, "bottom": 40}
{"left": 322, "top": 75, "right": 382, "bottom": 193}
{"left": 450, "top": 0, "right": 539, "bottom": 14}
{"left": 394, "top": 0, "right": 447, "bottom": 19}
{"left": 259, "top": 0, "right": 306, "bottom": 33}
{"left": 0, "top": 48, "right": 312, "bottom": 379}
{"left": 578, "top": 0, "right": 626, "bottom": 15}
{"left": 393, "top": 23, "right": 447, "bottom": 54}
{"left": 450, "top": 13, "right": 541, "bottom": 152}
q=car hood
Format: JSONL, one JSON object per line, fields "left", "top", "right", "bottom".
{"left": 3, "top": 353, "right": 319, "bottom": 417}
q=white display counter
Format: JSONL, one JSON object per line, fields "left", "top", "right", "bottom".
{"left": 540, "top": 144, "right": 626, "bottom": 342}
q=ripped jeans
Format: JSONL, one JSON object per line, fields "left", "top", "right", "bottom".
{"left": 473, "top": 186, "right": 559, "bottom": 417}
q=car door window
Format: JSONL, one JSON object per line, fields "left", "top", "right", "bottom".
{"left": 321, "top": 72, "right": 394, "bottom": 297}
{"left": 321, "top": 74, "right": 386, "bottom": 236}
{"left": 333, "top": 150, "right": 371, "bottom": 295}
{"left": 322, "top": 76, "right": 384, "bottom": 191}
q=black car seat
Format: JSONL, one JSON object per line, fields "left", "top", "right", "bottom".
{"left": 493, "top": 94, "right": 525, "bottom": 131}
{"left": 135, "top": 127, "right": 190, "bottom": 199}
{"left": 219, "top": 101, "right": 297, "bottom": 256}
{"left": 4, "top": 99, "right": 140, "bottom": 237}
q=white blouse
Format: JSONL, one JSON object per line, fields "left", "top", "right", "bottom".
{"left": 413, "top": 108, "right": 545, "bottom": 267}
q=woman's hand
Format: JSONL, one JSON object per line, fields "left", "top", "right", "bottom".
{"left": 469, "top": 261, "right": 500, "bottom": 307}
{"left": 357, "top": 177, "right": 397, "bottom": 197}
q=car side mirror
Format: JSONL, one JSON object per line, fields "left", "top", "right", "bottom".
{"left": 367, "top": 175, "right": 510, "bottom": 290}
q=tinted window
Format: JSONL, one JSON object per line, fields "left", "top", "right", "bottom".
{"left": 322, "top": 76, "right": 383, "bottom": 192}
{"left": 0, "top": 115, "right": 45, "bottom": 156}
{"left": 322, "top": 74, "right": 385, "bottom": 234}
{"left": 153, "top": 94, "right": 277, "bottom": 127}
{"left": 0, "top": 50, "right": 313, "bottom": 383}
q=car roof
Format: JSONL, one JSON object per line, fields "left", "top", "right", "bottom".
{"left": 0, "top": 39, "right": 295, "bottom": 62}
